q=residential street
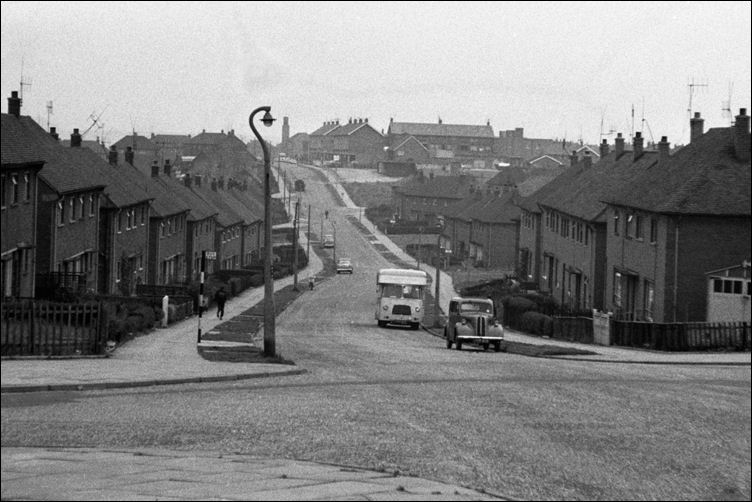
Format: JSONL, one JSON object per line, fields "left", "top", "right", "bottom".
{"left": 2, "top": 161, "right": 750, "bottom": 501}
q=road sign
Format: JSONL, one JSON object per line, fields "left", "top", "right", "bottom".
{"left": 205, "top": 251, "right": 217, "bottom": 260}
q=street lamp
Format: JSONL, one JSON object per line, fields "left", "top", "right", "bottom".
{"left": 249, "top": 106, "right": 276, "bottom": 357}
{"left": 434, "top": 223, "right": 444, "bottom": 328}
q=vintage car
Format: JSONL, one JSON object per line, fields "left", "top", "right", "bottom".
{"left": 322, "top": 234, "right": 335, "bottom": 248}
{"left": 336, "top": 258, "right": 353, "bottom": 274}
{"left": 444, "top": 296, "right": 504, "bottom": 351}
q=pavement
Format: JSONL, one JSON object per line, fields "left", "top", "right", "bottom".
{"left": 2, "top": 162, "right": 749, "bottom": 501}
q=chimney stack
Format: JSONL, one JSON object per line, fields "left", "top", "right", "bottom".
{"left": 734, "top": 108, "right": 750, "bottom": 162}
{"left": 184, "top": 173, "right": 192, "bottom": 188}
{"left": 658, "top": 136, "right": 670, "bottom": 164}
{"left": 615, "top": 133, "right": 625, "bottom": 157}
{"left": 600, "top": 139, "right": 610, "bottom": 158}
{"left": 569, "top": 150, "right": 578, "bottom": 166}
{"left": 582, "top": 151, "right": 593, "bottom": 169}
{"left": 108, "top": 145, "right": 118, "bottom": 165}
{"left": 690, "top": 112, "right": 704, "bottom": 143}
{"left": 70, "top": 129, "right": 82, "bottom": 148}
{"left": 49, "top": 127, "right": 59, "bottom": 141}
{"left": 633, "top": 132, "right": 643, "bottom": 160}
{"left": 163, "top": 159, "right": 171, "bottom": 177}
{"left": 125, "top": 146, "right": 134, "bottom": 165}
{"left": 7, "top": 91, "right": 21, "bottom": 117}
{"left": 151, "top": 160, "right": 159, "bottom": 178}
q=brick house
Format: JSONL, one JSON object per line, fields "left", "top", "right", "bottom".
{"left": 388, "top": 136, "right": 431, "bottom": 165}
{"left": 288, "top": 132, "right": 310, "bottom": 162}
{"left": 13, "top": 116, "right": 108, "bottom": 296}
{"left": 518, "top": 132, "right": 657, "bottom": 311}
{"left": 391, "top": 175, "right": 471, "bottom": 225}
{"left": 441, "top": 190, "right": 520, "bottom": 269}
{"left": 183, "top": 129, "right": 246, "bottom": 157}
{"left": 144, "top": 162, "right": 191, "bottom": 285}
{"left": 387, "top": 119, "right": 495, "bottom": 168}
{"left": 309, "top": 120, "right": 342, "bottom": 164}
{"left": 328, "top": 118, "right": 384, "bottom": 168}
{"left": 1, "top": 97, "right": 46, "bottom": 298}
{"left": 191, "top": 176, "right": 246, "bottom": 270}
{"left": 602, "top": 110, "right": 751, "bottom": 322}
{"left": 90, "top": 146, "right": 153, "bottom": 295}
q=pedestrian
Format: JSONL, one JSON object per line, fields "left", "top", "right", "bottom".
{"left": 214, "top": 286, "right": 227, "bottom": 320}
{"left": 308, "top": 276, "right": 315, "bottom": 291}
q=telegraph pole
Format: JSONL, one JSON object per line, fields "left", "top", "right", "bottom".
{"left": 306, "top": 204, "right": 311, "bottom": 261}
{"left": 292, "top": 199, "right": 300, "bottom": 291}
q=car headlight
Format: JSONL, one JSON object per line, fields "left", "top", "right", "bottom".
{"left": 382, "top": 305, "right": 388, "bottom": 310}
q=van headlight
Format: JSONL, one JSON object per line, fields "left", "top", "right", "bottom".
{"left": 415, "top": 306, "right": 420, "bottom": 312}
{"left": 382, "top": 305, "right": 388, "bottom": 310}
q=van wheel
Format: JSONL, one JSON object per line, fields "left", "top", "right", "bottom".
{"left": 455, "top": 335, "right": 462, "bottom": 351}
{"left": 482, "top": 342, "right": 489, "bottom": 351}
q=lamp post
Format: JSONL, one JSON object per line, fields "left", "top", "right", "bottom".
{"left": 249, "top": 106, "right": 276, "bottom": 357}
{"left": 434, "top": 224, "right": 444, "bottom": 327}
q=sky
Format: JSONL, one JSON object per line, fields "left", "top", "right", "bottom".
{"left": 1, "top": 1, "right": 750, "bottom": 148}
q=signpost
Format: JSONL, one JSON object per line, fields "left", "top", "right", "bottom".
{"left": 197, "top": 251, "right": 216, "bottom": 343}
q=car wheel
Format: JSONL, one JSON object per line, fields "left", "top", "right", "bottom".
{"left": 494, "top": 341, "right": 501, "bottom": 352}
{"left": 411, "top": 322, "right": 420, "bottom": 330}
{"left": 445, "top": 329, "right": 452, "bottom": 349}
{"left": 482, "top": 342, "right": 489, "bottom": 351}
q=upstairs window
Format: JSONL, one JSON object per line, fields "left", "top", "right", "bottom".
{"left": 57, "top": 200, "right": 65, "bottom": 226}
{"left": 649, "top": 218, "right": 658, "bottom": 244}
{"left": 11, "top": 175, "right": 19, "bottom": 204}
{"left": 24, "top": 172, "right": 31, "bottom": 202}
{"left": 613, "top": 211, "right": 620, "bottom": 236}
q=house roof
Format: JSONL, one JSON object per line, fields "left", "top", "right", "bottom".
{"left": 13, "top": 116, "right": 108, "bottom": 195}
{"left": 394, "top": 136, "right": 429, "bottom": 152}
{"left": 190, "top": 182, "right": 245, "bottom": 227}
{"left": 529, "top": 154, "right": 564, "bottom": 166}
{"left": 389, "top": 121, "right": 494, "bottom": 138}
{"left": 393, "top": 175, "right": 471, "bottom": 199}
{"left": 150, "top": 134, "right": 192, "bottom": 145}
{"left": 605, "top": 127, "right": 751, "bottom": 216}
{"left": 331, "top": 121, "right": 382, "bottom": 137}
{"left": 112, "top": 134, "right": 157, "bottom": 152}
{"left": 1, "top": 113, "right": 47, "bottom": 167}
{"left": 188, "top": 130, "right": 245, "bottom": 147}
{"left": 77, "top": 150, "right": 153, "bottom": 209}
{"left": 310, "top": 122, "right": 342, "bottom": 136}
{"left": 444, "top": 191, "right": 520, "bottom": 224}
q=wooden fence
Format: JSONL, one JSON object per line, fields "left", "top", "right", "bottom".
{"left": 1, "top": 300, "right": 107, "bottom": 356}
{"left": 612, "top": 321, "right": 750, "bottom": 351}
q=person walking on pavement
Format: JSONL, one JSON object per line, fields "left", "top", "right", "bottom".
{"left": 308, "top": 276, "right": 315, "bottom": 291}
{"left": 214, "top": 287, "right": 227, "bottom": 320}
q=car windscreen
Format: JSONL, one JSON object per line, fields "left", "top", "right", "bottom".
{"left": 460, "top": 302, "right": 492, "bottom": 313}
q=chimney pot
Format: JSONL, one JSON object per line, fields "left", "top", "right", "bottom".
{"left": 690, "top": 111, "right": 704, "bottom": 143}
{"left": 658, "top": 136, "right": 671, "bottom": 164}
{"left": 615, "top": 133, "right": 625, "bottom": 157}
{"left": 599, "top": 138, "right": 610, "bottom": 158}
{"left": 583, "top": 151, "right": 593, "bottom": 169}
{"left": 7, "top": 91, "right": 21, "bottom": 117}
{"left": 734, "top": 108, "right": 751, "bottom": 162}
{"left": 70, "top": 129, "right": 82, "bottom": 148}
{"left": 49, "top": 126, "right": 59, "bottom": 141}
{"left": 108, "top": 145, "right": 118, "bottom": 166}
{"left": 633, "top": 132, "right": 644, "bottom": 160}
{"left": 125, "top": 146, "right": 134, "bottom": 165}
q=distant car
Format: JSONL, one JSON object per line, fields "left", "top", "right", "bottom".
{"left": 336, "top": 258, "right": 353, "bottom": 274}
{"left": 322, "top": 234, "right": 335, "bottom": 248}
{"left": 444, "top": 296, "right": 504, "bottom": 351}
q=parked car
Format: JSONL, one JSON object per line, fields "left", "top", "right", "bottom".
{"left": 336, "top": 258, "right": 353, "bottom": 274}
{"left": 322, "top": 234, "right": 335, "bottom": 248}
{"left": 444, "top": 296, "right": 504, "bottom": 351}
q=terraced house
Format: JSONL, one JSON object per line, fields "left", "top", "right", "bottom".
{"left": 1, "top": 95, "right": 45, "bottom": 298}
{"left": 602, "top": 110, "right": 751, "bottom": 322}
{"left": 518, "top": 133, "right": 657, "bottom": 312}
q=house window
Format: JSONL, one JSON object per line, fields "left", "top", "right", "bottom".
{"left": 69, "top": 198, "right": 75, "bottom": 222}
{"left": 626, "top": 214, "right": 634, "bottom": 239}
{"left": 78, "top": 196, "right": 85, "bottom": 220}
{"left": 649, "top": 218, "right": 657, "bottom": 244}
{"left": 613, "top": 211, "right": 620, "bottom": 236}
{"left": 89, "top": 195, "right": 95, "bottom": 216}
{"left": 57, "top": 200, "right": 65, "bottom": 226}
{"left": 141, "top": 205, "right": 146, "bottom": 225}
{"left": 24, "top": 173, "right": 31, "bottom": 201}
{"left": 117, "top": 211, "right": 123, "bottom": 233}
{"left": 613, "top": 271, "right": 623, "bottom": 307}
{"left": 11, "top": 175, "right": 19, "bottom": 204}
{"left": 644, "top": 280, "right": 654, "bottom": 321}
{"left": 635, "top": 216, "right": 643, "bottom": 240}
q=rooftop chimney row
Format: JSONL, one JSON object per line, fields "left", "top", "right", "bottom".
{"left": 7, "top": 91, "right": 20, "bottom": 117}
{"left": 633, "top": 132, "right": 643, "bottom": 160}
{"left": 690, "top": 112, "right": 704, "bottom": 143}
{"left": 735, "top": 108, "right": 750, "bottom": 162}
{"left": 70, "top": 129, "right": 82, "bottom": 148}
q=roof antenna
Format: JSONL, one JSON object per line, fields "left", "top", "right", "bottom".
{"left": 721, "top": 81, "right": 734, "bottom": 126}
{"left": 19, "top": 56, "right": 32, "bottom": 105}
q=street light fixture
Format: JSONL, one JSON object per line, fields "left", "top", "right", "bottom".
{"left": 249, "top": 105, "right": 276, "bottom": 357}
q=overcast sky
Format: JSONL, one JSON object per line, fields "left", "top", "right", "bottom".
{"left": 2, "top": 1, "right": 750, "bottom": 148}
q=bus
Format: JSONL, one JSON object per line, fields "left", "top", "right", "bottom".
{"left": 375, "top": 268, "right": 428, "bottom": 330}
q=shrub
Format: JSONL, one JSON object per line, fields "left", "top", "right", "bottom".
{"left": 506, "top": 296, "right": 537, "bottom": 312}
{"left": 250, "top": 274, "right": 264, "bottom": 287}
{"left": 228, "top": 277, "right": 242, "bottom": 297}
{"left": 520, "top": 311, "right": 553, "bottom": 336}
